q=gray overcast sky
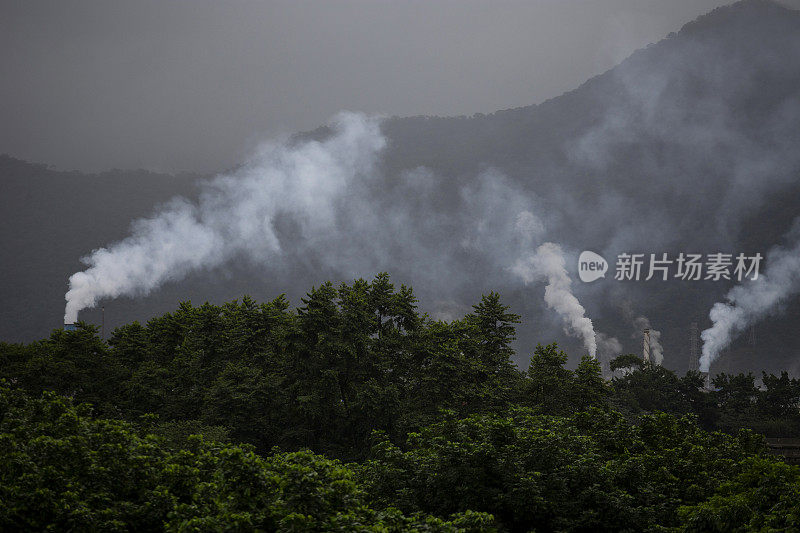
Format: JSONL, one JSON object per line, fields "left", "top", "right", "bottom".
{"left": 2, "top": 0, "right": 798, "bottom": 173}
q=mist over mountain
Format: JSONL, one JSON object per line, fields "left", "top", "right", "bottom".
{"left": 3, "top": 0, "right": 800, "bottom": 376}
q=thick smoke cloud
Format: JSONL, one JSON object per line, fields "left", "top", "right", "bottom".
{"left": 553, "top": 3, "right": 800, "bottom": 294}
{"left": 512, "top": 243, "right": 598, "bottom": 357}
{"left": 700, "top": 221, "right": 800, "bottom": 372}
{"left": 66, "top": 113, "right": 602, "bottom": 356}
{"left": 65, "top": 113, "right": 385, "bottom": 322}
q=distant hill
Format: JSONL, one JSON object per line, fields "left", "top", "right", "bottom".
{"left": 0, "top": 155, "right": 201, "bottom": 341}
{"left": 300, "top": 0, "right": 800, "bottom": 374}
{"left": 2, "top": 0, "right": 800, "bottom": 376}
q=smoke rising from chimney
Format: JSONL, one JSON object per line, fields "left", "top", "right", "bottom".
{"left": 700, "top": 222, "right": 800, "bottom": 372}
{"left": 65, "top": 112, "right": 386, "bottom": 323}
{"left": 64, "top": 112, "right": 598, "bottom": 357}
{"left": 512, "top": 242, "right": 598, "bottom": 357}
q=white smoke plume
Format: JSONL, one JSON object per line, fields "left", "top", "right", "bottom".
{"left": 633, "top": 316, "right": 663, "bottom": 365}
{"left": 63, "top": 110, "right": 573, "bottom": 352}
{"left": 700, "top": 226, "right": 800, "bottom": 372}
{"left": 512, "top": 242, "right": 597, "bottom": 357}
{"left": 63, "top": 109, "right": 608, "bottom": 363}
{"left": 65, "top": 112, "right": 385, "bottom": 323}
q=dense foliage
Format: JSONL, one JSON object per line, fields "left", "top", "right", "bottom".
{"left": 361, "top": 409, "right": 764, "bottom": 532}
{"left": 0, "top": 384, "right": 490, "bottom": 531}
{"left": 1, "top": 274, "right": 799, "bottom": 531}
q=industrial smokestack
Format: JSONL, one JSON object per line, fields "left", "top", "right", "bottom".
{"left": 632, "top": 316, "right": 662, "bottom": 365}
{"left": 64, "top": 323, "right": 77, "bottom": 332}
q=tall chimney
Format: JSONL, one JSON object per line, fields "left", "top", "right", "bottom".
{"left": 643, "top": 328, "right": 651, "bottom": 363}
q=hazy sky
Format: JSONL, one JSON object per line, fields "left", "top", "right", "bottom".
{"left": 2, "top": 0, "right": 798, "bottom": 173}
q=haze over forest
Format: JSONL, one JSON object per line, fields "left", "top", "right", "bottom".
{"left": 3, "top": 0, "right": 800, "bottom": 378}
